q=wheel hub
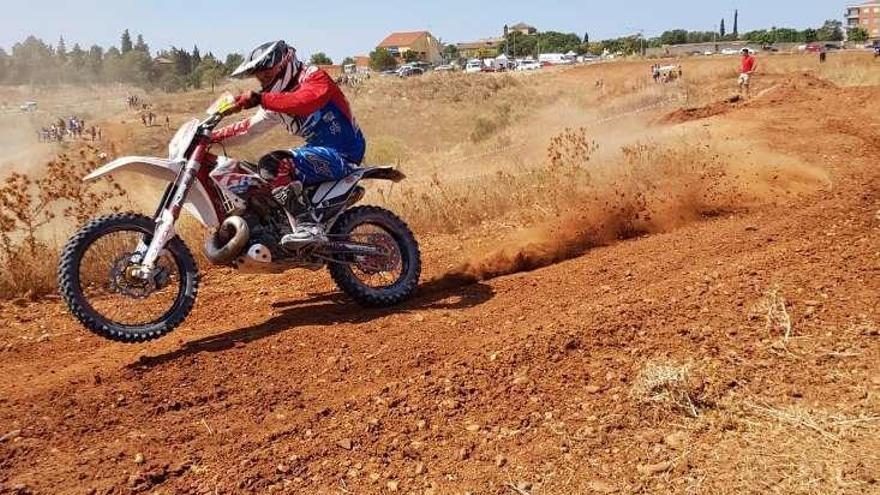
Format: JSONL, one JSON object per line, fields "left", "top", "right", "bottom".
{"left": 110, "top": 253, "right": 170, "bottom": 299}
{"left": 356, "top": 233, "right": 400, "bottom": 274}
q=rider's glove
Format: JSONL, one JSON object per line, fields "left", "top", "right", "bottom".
{"left": 234, "top": 91, "right": 262, "bottom": 110}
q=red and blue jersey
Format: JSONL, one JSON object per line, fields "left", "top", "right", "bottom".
{"left": 212, "top": 66, "right": 366, "bottom": 164}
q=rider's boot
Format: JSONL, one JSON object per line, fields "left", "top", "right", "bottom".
{"left": 281, "top": 221, "right": 326, "bottom": 248}
{"left": 273, "top": 182, "right": 327, "bottom": 249}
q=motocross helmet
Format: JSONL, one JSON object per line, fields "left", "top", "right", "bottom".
{"left": 231, "top": 40, "right": 300, "bottom": 92}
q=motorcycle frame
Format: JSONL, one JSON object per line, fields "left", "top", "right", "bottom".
{"left": 85, "top": 133, "right": 230, "bottom": 277}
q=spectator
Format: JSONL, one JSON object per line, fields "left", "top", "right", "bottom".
{"left": 738, "top": 48, "right": 757, "bottom": 99}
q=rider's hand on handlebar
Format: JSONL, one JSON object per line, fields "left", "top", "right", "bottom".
{"left": 234, "top": 91, "right": 262, "bottom": 111}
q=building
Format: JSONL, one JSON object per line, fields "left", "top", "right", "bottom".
{"left": 353, "top": 56, "right": 371, "bottom": 72}
{"left": 377, "top": 31, "right": 443, "bottom": 64}
{"left": 456, "top": 38, "right": 505, "bottom": 59}
{"left": 509, "top": 22, "right": 538, "bottom": 36}
{"left": 846, "top": 1, "right": 880, "bottom": 39}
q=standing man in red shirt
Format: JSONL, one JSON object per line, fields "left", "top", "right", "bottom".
{"left": 739, "top": 48, "right": 757, "bottom": 99}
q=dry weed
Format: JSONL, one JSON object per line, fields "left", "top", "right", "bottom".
{"left": 0, "top": 145, "right": 126, "bottom": 298}
{"left": 750, "top": 287, "right": 793, "bottom": 343}
{"left": 696, "top": 403, "right": 880, "bottom": 494}
{"left": 631, "top": 361, "right": 702, "bottom": 418}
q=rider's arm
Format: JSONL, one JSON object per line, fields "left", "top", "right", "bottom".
{"left": 260, "top": 68, "right": 334, "bottom": 117}
{"left": 211, "top": 108, "right": 280, "bottom": 145}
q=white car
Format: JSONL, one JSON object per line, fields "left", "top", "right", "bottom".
{"left": 464, "top": 60, "right": 484, "bottom": 74}
{"left": 516, "top": 60, "right": 541, "bottom": 71}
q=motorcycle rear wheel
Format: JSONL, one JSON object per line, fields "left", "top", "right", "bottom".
{"left": 328, "top": 206, "right": 421, "bottom": 307}
{"left": 58, "top": 213, "right": 199, "bottom": 343}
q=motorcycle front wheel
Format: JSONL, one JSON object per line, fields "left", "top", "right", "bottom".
{"left": 58, "top": 213, "right": 199, "bottom": 343}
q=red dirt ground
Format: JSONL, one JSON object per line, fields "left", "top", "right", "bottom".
{"left": 0, "top": 72, "right": 878, "bottom": 494}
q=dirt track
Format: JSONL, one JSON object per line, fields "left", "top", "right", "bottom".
{"left": 1, "top": 71, "right": 879, "bottom": 494}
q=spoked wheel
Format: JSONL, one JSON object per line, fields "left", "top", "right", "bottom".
{"left": 58, "top": 213, "right": 198, "bottom": 343}
{"left": 328, "top": 206, "right": 421, "bottom": 307}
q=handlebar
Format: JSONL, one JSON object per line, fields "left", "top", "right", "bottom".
{"left": 197, "top": 90, "right": 263, "bottom": 139}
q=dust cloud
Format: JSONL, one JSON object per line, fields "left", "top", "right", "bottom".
{"left": 434, "top": 138, "right": 830, "bottom": 286}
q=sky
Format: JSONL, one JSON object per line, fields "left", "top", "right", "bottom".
{"left": 0, "top": 0, "right": 843, "bottom": 61}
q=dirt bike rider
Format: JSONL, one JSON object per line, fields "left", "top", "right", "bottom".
{"left": 212, "top": 40, "right": 366, "bottom": 248}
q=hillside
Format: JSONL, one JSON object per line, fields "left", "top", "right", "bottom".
{"left": 0, "top": 54, "right": 878, "bottom": 494}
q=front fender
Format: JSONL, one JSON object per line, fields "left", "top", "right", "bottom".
{"left": 85, "top": 156, "right": 220, "bottom": 228}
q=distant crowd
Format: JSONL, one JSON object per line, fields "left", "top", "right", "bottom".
{"left": 38, "top": 116, "right": 102, "bottom": 143}
{"left": 127, "top": 94, "right": 170, "bottom": 129}
{"left": 651, "top": 64, "right": 684, "bottom": 83}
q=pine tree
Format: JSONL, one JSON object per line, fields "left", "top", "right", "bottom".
{"left": 733, "top": 10, "right": 739, "bottom": 38}
{"left": 134, "top": 34, "right": 149, "bottom": 53}
{"left": 121, "top": 29, "right": 133, "bottom": 53}
{"left": 56, "top": 36, "right": 67, "bottom": 63}
{"left": 192, "top": 45, "right": 201, "bottom": 68}
{"left": 583, "top": 32, "right": 589, "bottom": 44}
{"left": 720, "top": 19, "right": 726, "bottom": 37}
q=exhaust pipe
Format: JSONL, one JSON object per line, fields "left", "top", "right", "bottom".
{"left": 204, "top": 216, "right": 250, "bottom": 265}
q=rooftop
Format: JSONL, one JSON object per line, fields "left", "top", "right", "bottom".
{"left": 378, "top": 31, "right": 431, "bottom": 48}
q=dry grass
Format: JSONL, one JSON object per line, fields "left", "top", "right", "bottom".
{"left": 690, "top": 403, "right": 880, "bottom": 495}
{"left": 631, "top": 361, "right": 702, "bottom": 418}
{"left": 0, "top": 145, "right": 126, "bottom": 298}
{"left": 751, "top": 287, "right": 794, "bottom": 343}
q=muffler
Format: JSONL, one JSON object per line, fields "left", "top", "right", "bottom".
{"left": 204, "top": 216, "right": 250, "bottom": 265}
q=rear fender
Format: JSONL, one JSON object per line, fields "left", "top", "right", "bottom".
{"left": 311, "top": 167, "right": 406, "bottom": 204}
{"left": 84, "top": 156, "right": 221, "bottom": 228}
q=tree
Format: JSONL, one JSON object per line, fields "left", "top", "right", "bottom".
{"left": 848, "top": 26, "right": 869, "bottom": 43}
{"left": 442, "top": 44, "right": 459, "bottom": 62}
{"left": 817, "top": 20, "right": 844, "bottom": 42}
{"left": 0, "top": 48, "right": 9, "bottom": 84}
{"left": 134, "top": 34, "right": 149, "bottom": 53}
{"left": 87, "top": 45, "right": 103, "bottom": 78}
{"left": 56, "top": 36, "right": 67, "bottom": 64}
{"left": 720, "top": 19, "right": 726, "bottom": 37}
{"left": 402, "top": 50, "right": 419, "bottom": 63}
{"left": 733, "top": 10, "right": 739, "bottom": 38}
{"left": 583, "top": 32, "right": 589, "bottom": 44}
{"left": 197, "top": 54, "right": 226, "bottom": 92}
{"left": 369, "top": 48, "right": 397, "bottom": 71}
{"left": 121, "top": 29, "right": 133, "bottom": 54}
{"left": 224, "top": 53, "right": 244, "bottom": 74}
{"left": 659, "top": 29, "right": 688, "bottom": 45}
{"left": 310, "top": 52, "right": 332, "bottom": 65}
{"left": 68, "top": 43, "right": 86, "bottom": 82}
{"left": 341, "top": 56, "right": 356, "bottom": 66}
{"left": 192, "top": 45, "right": 201, "bottom": 68}
{"left": 803, "top": 28, "right": 818, "bottom": 43}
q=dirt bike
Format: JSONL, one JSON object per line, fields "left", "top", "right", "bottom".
{"left": 58, "top": 94, "right": 421, "bottom": 343}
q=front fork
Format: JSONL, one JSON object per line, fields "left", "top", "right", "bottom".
{"left": 132, "top": 148, "right": 204, "bottom": 279}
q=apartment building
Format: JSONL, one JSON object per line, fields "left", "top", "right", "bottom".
{"left": 846, "top": 1, "right": 880, "bottom": 38}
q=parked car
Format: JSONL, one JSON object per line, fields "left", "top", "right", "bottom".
{"left": 805, "top": 43, "right": 822, "bottom": 53}
{"left": 434, "top": 64, "right": 455, "bottom": 72}
{"left": 720, "top": 48, "right": 741, "bottom": 55}
{"left": 398, "top": 66, "right": 425, "bottom": 78}
{"left": 516, "top": 60, "right": 541, "bottom": 71}
{"left": 762, "top": 44, "right": 779, "bottom": 52}
{"left": 464, "top": 60, "right": 483, "bottom": 74}
{"left": 19, "top": 101, "right": 37, "bottom": 112}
